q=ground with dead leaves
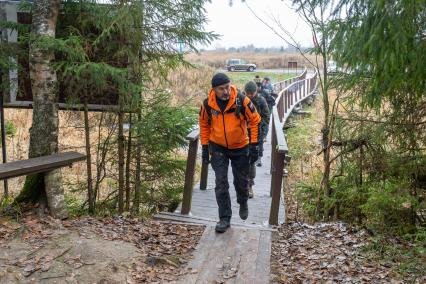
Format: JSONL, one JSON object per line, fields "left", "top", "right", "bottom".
{"left": 270, "top": 222, "right": 425, "bottom": 283}
{"left": 0, "top": 214, "right": 204, "bottom": 283}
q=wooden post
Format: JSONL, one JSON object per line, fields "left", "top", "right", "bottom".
{"left": 287, "top": 90, "right": 290, "bottom": 113}
{"left": 0, "top": 70, "right": 8, "bottom": 198}
{"left": 199, "top": 161, "right": 208, "bottom": 190}
{"left": 269, "top": 122, "right": 277, "bottom": 193}
{"left": 278, "top": 97, "right": 283, "bottom": 122}
{"left": 284, "top": 90, "right": 288, "bottom": 115}
{"left": 269, "top": 151, "right": 285, "bottom": 226}
{"left": 181, "top": 137, "right": 199, "bottom": 215}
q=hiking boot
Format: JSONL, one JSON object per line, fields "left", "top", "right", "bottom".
{"left": 256, "top": 157, "right": 262, "bottom": 167}
{"left": 249, "top": 186, "right": 254, "bottom": 199}
{"left": 239, "top": 202, "right": 249, "bottom": 220}
{"left": 215, "top": 219, "right": 230, "bottom": 233}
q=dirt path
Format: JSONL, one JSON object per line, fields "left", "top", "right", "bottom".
{"left": 0, "top": 215, "right": 204, "bottom": 283}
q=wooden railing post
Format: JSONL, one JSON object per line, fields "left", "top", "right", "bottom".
{"left": 303, "top": 80, "right": 306, "bottom": 99}
{"left": 278, "top": 97, "right": 283, "bottom": 122}
{"left": 269, "top": 151, "right": 285, "bottom": 226}
{"left": 181, "top": 131, "right": 199, "bottom": 215}
{"left": 199, "top": 161, "right": 208, "bottom": 190}
{"left": 287, "top": 90, "right": 290, "bottom": 113}
{"left": 270, "top": 115, "right": 277, "bottom": 178}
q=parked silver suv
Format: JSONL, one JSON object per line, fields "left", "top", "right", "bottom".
{"left": 226, "top": 59, "right": 256, "bottom": 72}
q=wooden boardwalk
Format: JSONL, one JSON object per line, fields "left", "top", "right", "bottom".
{"left": 155, "top": 70, "right": 317, "bottom": 283}
{"left": 178, "top": 226, "right": 272, "bottom": 284}
{"left": 155, "top": 129, "right": 283, "bottom": 283}
{"left": 175, "top": 129, "right": 285, "bottom": 227}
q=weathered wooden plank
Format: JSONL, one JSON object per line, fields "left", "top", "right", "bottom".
{"left": 186, "top": 129, "right": 200, "bottom": 141}
{"left": 0, "top": 151, "right": 86, "bottom": 180}
{"left": 235, "top": 229, "right": 261, "bottom": 284}
{"left": 179, "top": 226, "right": 217, "bottom": 283}
{"left": 255, "top": 230, "right": 272, "bottom": 283}
{"left": 154, "top": 214, "right": 216, "bottom": 227}
{"left": 195, "top": 228, "right": 232, "bottom": 283}
{"left": 214, "top": 228, "right": 245, "bottom": 284}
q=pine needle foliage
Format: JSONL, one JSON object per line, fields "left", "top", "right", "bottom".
{"left": 1, "top": 0, "right": 217, "bottom": 214}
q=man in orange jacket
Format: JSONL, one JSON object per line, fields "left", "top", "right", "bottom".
{"left": 199, "top": 73, "right": 261, "bottom": 233}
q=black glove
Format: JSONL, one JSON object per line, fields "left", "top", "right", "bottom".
{"left": 249, "top": 143, "right": 259, "bottom": 164}
{"left": 202, "top": 145, "right": 209, "bottom": 164}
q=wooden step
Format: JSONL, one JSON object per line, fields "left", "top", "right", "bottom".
{"left": 154, "top": 212, "right": 277, "bottom": 231}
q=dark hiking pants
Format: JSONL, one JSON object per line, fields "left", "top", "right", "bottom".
{"left": 249, "top": 162, "right": 256, "bottom": 186}
{"left": 261, "top": 121, "right": 269, "bottom": 147}
{"left": 210, "top": 143, "right": 250, "bottom": 221}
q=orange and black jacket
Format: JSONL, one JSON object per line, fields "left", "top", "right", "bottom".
{"left": 199, "top": 85, "right": 261, "bottom": 149}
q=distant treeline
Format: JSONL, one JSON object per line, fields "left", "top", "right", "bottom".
{"left": 200, "top": 44, "right": 309, "bottom": 54}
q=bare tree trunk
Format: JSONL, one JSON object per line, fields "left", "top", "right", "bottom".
{"left": 0, "top": 70, "right": 9, "bottom": 200}
{"left": 125, "top": 113, "right": 132, "bottom": 211}
{"left": 18, "top": 0, "right": 67, "bottom": 219}
{"left": 118, "top": 94, "right": 125, "bottom": 213}
{"left": 132, "top": 111, "right": 142, "bottom": 215}
{"left": 317, "top": 49, "right": 332, "bottom": 219}
{"left": 84, "top": 97, "right": 94, "bottom": 214}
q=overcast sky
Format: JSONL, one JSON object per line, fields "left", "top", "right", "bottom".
{"left": 202, "top": 0, "right": 313, "bottom": 49}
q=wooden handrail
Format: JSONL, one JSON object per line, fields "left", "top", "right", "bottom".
{"left": 272, "top": 68, "right": 308, "bottom": 92}
{"left": 269, "top": 108, "right": 287, "bottom": 225}
{"left": 268, "top": 70, "right": 318, "bottom": 225}
{"left": 186, "top": 128, "right": 200, "bottom": 141}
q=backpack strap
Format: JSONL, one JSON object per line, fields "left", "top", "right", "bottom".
{"left": 203, "top": 91, "right": 247, "bottom": 125}
{"left": 203, "top": 98, "right": 212, "bottom": 125}
{"left": 234, "top": 91, "right": 246, "bottom": 119}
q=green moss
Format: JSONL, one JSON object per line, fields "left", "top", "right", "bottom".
{"left": 14, "top": 174, "right": 45, "bottom": 204}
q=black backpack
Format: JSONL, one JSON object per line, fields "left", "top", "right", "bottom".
{"left": 203, "top": 91, "right": 246, "bottom": 125}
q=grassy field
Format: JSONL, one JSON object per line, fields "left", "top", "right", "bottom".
{"left": 185, "top": 51, "right": 319, "bottom": 69}
{"left": 167, "top": 66, "right": 298, "bottom": 106}
{"left": 226, "top": 71, "right": 296, "bottom": 90}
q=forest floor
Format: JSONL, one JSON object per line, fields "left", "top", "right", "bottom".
{"left": 270, "top": 95, "right": 425, "bottom": 283}
{"left": 270, "top": 221, "right": 426, "bottom": 283}
{"left": 0, "top": 212, "right": 204, "bottom": 283}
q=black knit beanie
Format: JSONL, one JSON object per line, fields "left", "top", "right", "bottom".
{"left": 211, "top": 73, "right": 230, "bottom": 88}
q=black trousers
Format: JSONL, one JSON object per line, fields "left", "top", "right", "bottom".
{"left": 210, "top": 142, "right": 250, "bottom": 221}
{"left": 261, "top": 121, "right": 269, "bottom": 149}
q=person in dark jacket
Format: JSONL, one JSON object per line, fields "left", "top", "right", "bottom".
{"left": 244, "top": 81, "right": 270, "bottom": 198}
{"left": 260, "top": 77, "right": 276, "bottom": 112}
{"left": 199, "top": 73, "right": 261, "bottom": 233}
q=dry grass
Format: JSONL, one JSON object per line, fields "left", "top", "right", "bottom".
{"left": 167, "top": 65, "right": 215, "bottom": 107}
{"left": 0, "top": 59, "right": 306, "bottom": 202}
{"left": 185, "top": 51, "right": 321, "bottom": 69}
{"left": 1, "top": 109, "right": 114, "bottom": 201}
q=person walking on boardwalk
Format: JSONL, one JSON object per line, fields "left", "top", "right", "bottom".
{"left": 199, "top": 73, "right": 261, "bottom": 233}
{"left": 244, "top": 81, "right": 270, "bottom": 198}
{"left": 260, "top": 77, "right": 276, "bottom": 112}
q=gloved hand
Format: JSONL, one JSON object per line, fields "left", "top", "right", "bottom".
{"left": 249, "top": 143, "right": 259, "bottom": 164}
{"left": 202, "top": 145, "right": 210, "bottom": 164}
